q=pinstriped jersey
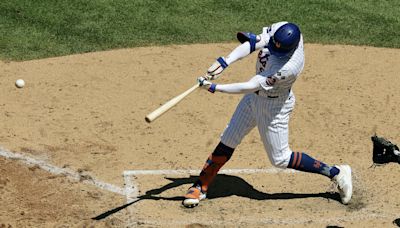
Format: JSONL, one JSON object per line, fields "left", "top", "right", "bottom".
{"left": 255, "top": 22, "right": 305, "bottom": 97}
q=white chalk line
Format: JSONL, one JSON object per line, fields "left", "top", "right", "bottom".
{"left": 123, "top": 171, "right": 138, "bottom": 225}
{"left": 0, "top": 147, "right": 125, "bottom": 196}
{"left": 123, "top": 168, "right": 297, "bottom": 176}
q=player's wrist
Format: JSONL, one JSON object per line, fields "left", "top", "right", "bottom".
{"left": 208, "top": 83, "right": 217, "bottom": 93}
{"left": 217, "top": 57, "right": 228, "bottom": 69}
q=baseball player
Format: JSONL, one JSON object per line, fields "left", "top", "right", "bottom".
{"left": 183, "top": 22, "right": 352, "bottom": 208}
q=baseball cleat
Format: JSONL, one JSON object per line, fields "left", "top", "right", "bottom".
{"left": 182, "top": 186, "right": 206, "bottom": 208}
{"left": 332, "top": 164, "right": 353, "bottom": 204}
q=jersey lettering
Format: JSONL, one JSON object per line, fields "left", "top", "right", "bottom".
{"left": 258, "top": 50, "right": 269, "bottom": 72}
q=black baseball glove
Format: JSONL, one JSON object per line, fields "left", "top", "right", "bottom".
{"left": 371, "top": 135, "right": 400, "bottom": 164}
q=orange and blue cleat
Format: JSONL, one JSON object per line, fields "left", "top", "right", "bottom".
{"left": 182, "top": 186, "right": 207, "bottom": 208}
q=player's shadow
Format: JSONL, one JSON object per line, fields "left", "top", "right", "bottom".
{"left": 92, "top": 174, "right": 340, "bottom": 220}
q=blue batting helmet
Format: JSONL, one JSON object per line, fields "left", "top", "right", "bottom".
{"left": 267, "top": 23, "right": 301, "bottom": 57}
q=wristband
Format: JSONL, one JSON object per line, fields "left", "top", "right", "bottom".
{"left": 208, "top": 83, "right": 217, "bottom": 93}
{"left": 217, "top": 57, "right": 228, "bottom": 69}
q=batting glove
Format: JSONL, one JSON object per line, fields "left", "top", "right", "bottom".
{"left": 197, "top": 76, "right": 216, "bottom": 93}
{"left": 207, "top": 57, "right": 228, "bottom": 80}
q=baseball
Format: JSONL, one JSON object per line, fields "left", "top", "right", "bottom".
{"left": 15, "top": 79, "right": 25, "bottom": 88}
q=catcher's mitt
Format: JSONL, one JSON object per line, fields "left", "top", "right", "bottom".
{"left": 371, "top": 135, "right": 400, "bottom": 164}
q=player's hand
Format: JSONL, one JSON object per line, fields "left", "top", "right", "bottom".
{"left": 207, "top": 57, "right": 229, "bottom": 80}
{"left": 197, "top": 76, "right": 212, "bottom": 87}
{"left": 197, "top": 76, "right": 216, "bottom": 93}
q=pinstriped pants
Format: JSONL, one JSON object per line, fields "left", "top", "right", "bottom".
{"left": 220, "top": 92, "right": 295, "bottom": 168}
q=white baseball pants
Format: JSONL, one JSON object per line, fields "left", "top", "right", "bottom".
{"left": 220, "top": 92, "right": 295, "bottom": 168}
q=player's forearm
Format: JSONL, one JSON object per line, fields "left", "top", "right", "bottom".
{"left": 203, "top": 75, "right": 264, "bottom": 94}
{"left": 225, "top": 36, "right": 266, "bottom": 65}
{"left": 213, "top": 81, "right": 261, "bottom": 94}
{"left": 208, "top": 34, "right": 265, "bottom": 78}
{"left": 225, "top": 42, "right": 251, "bottom": 65}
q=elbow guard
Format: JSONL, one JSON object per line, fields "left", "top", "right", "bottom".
{"left": 236, "top": 32, "right": 260, "bottom": 53}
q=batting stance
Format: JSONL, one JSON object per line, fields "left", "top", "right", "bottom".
{"left": 183, "top": 22, "right": 353, "bottom": 208}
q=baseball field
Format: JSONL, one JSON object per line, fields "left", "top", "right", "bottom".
{"left": 1, "top": 1, "right": 400, "bottom": 227}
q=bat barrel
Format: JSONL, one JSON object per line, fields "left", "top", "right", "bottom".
{"left": 145, "top": 83, "right": 199, "bottom": 123}
{"left": 145, "top": 112, "right": 158, "bottom": 123}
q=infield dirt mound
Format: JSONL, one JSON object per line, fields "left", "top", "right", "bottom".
{"left": 0, "top": 43, "right": 399, "bottom": 227}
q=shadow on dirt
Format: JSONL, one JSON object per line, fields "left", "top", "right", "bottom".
{"left": 92, "top": 174, "right": 340, "bottom": 220}
{"left": 393, "top": 218, "right": 400, "bottom": 227}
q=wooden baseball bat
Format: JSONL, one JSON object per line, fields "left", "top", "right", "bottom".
{"left": 145, "top": 83, "right": 200, "bottom": 123}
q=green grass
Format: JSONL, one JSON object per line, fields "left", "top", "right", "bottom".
{"left": 1, "top": 0, "right": 399, "bottom": 61}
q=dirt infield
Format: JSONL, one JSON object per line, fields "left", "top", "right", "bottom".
{"left": 1, "top": 43, "right": 400, "bottom": 227}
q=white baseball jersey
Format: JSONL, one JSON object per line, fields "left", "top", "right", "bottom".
{"left": 215, "top": 22, "right": 305, "bottom": 168}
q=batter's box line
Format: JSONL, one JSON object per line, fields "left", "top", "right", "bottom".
{"left": 122, "top": 168, "right": 298, "bottom": 225}
{"left": 123, "top": 168, "right": 297, "bottom": 200}
{"left": 0, "top": 147, "right": 126, "bottom": 196}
